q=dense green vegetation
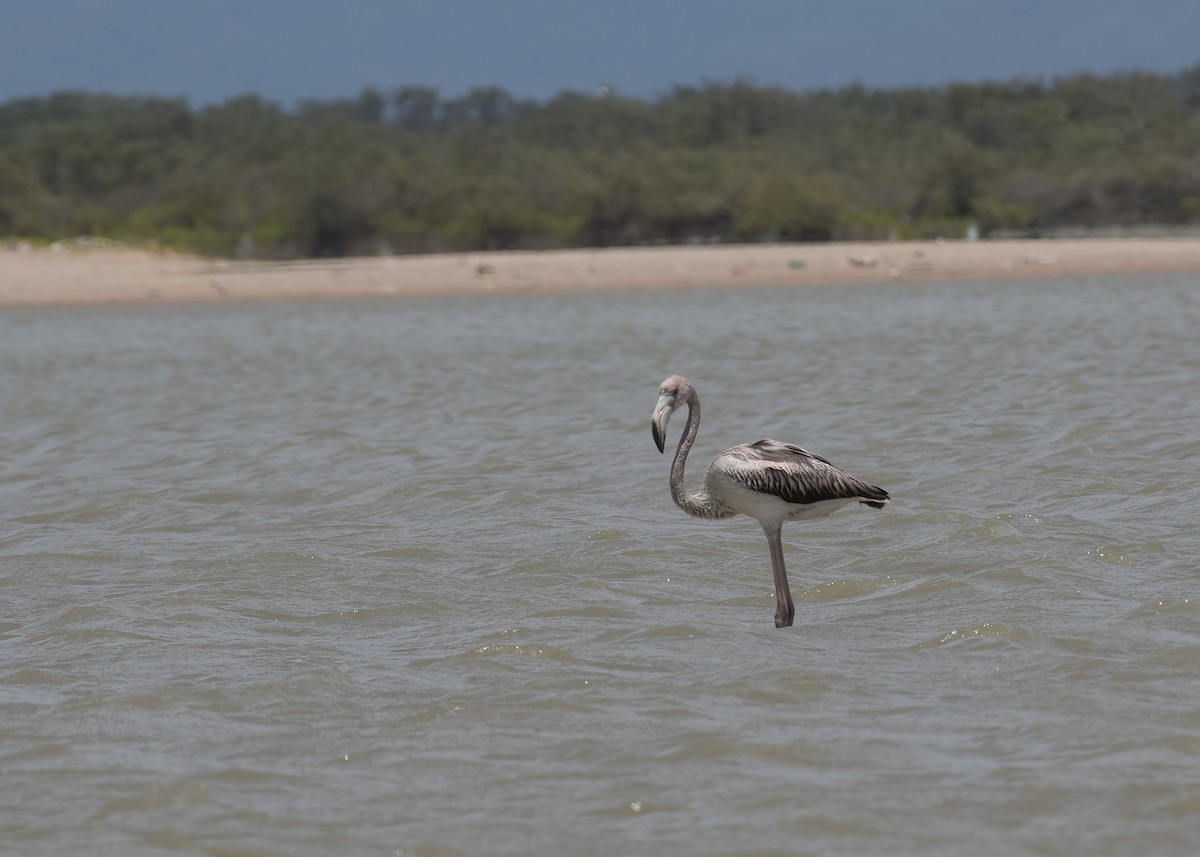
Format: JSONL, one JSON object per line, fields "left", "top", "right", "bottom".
{"left": 3, "top": 67, "right": 1200, "bottom": 258}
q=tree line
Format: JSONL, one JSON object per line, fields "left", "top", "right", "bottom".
{"left": 2, "top": 67, "right": 1200, "bottom": 258}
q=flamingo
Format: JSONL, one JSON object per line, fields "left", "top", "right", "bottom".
{"left": 651, "top": 375, "right": 889, "bottom": 627}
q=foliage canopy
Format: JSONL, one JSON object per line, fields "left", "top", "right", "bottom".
{"left": 3, "top": 68, "right": 1200, "bottom": 257}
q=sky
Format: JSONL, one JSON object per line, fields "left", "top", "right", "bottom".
{"left": 3, "top": 0, "right": 1199, "bottom": 107}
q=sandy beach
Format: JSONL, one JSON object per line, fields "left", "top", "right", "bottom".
{"left": 3, "top": 237, "right": 1200, "bottom": 308}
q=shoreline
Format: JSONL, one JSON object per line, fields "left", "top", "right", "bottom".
{"left": 3, "top": 238, "right": 1200, "bottom": 308}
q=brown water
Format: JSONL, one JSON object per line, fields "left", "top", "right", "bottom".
{"left": 3, "top": 274, "right": 1200, "bottom": 856}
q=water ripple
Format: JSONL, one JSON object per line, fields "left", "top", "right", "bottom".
{"left": 4, "top": 277, "right": 1200, "bottom": 855}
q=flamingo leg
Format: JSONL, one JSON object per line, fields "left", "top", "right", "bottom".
{"left": 763, "top": 523, "right": 794, "bottom": 628}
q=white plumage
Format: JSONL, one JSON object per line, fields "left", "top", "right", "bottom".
{"left": 651, "top": 375, "right": 888, "bottom": 627}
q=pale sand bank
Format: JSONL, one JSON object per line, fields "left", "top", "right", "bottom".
{"left": 3, "top": 238, "right": 1200, "bottom": 308}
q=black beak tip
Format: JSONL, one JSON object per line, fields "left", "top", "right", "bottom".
{"left": 652, "top": 422, "right": 665, "bottom": 453}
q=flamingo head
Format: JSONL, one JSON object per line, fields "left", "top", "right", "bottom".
{"left": 651, "top": 375, "right": 692, "bottom": 453}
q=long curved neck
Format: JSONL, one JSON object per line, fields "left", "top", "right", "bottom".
{"left": 670, "top": 393, "right": 727, "bottom": 520}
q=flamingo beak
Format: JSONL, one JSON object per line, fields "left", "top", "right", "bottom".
{"left": 651, "top": 394, "right": 675, "bottom": 453}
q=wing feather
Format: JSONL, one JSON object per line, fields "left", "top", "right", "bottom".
{"left": 716, "top": 439, "right": 890, "bottom": 507}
